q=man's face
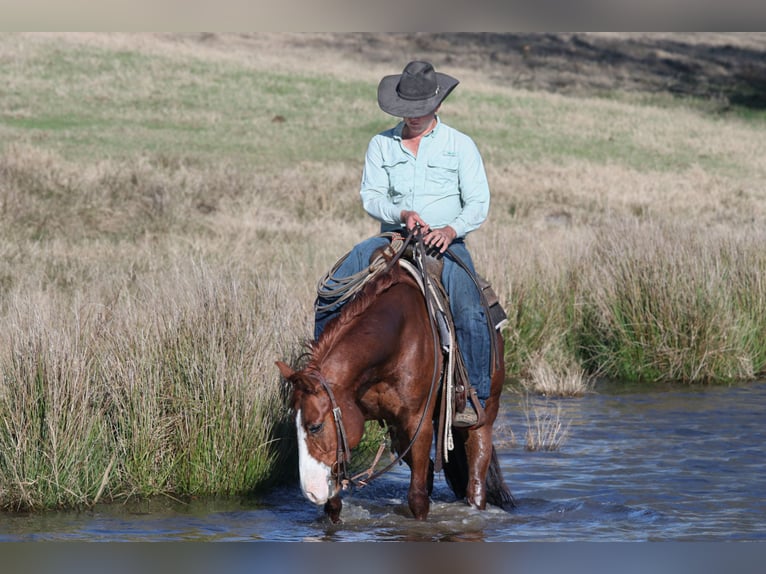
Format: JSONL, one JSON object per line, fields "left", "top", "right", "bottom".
{"left": 403, "top": 107, "right": 439, "bottom": 137}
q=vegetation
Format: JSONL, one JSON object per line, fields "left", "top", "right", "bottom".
{"left": 523, "top": 397, "right": 571, "bottom": 453}
{"left": 1, "top": 33, "right": 765, "bottom": 509}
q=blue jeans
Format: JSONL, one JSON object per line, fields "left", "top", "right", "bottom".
{"left": 314, "top": 236, "right": 491, "bottom": 403}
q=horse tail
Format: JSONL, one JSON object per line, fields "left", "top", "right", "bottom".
{"left": 442, "top": 438, "right": 516, "bottom": 511}
{"left": 485, "top": 445, "right": 516, "bottom": 509}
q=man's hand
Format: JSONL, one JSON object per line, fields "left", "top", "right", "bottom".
{"left": 400, "top": 210, "right": 430, "bottom": 234}
{"left": 423, "top": 225, "right": 457, "bottom": 254}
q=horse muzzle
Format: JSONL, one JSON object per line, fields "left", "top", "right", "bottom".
{"left": 301, "top": 474, "right": 337, "bottom": 505}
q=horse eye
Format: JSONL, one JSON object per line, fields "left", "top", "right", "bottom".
{"left": 307, "top": 422, "right": 324, "bottom": 435}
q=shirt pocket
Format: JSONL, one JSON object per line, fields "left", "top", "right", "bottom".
{"left": 382, "top": 159, "right": 411, "bottom": 204}
{"left": 426, "top": 154, "right": 459, "bottom": 187}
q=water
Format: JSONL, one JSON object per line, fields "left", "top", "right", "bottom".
{"left": 1, "top": 381, "right": 764, "bottom": 542}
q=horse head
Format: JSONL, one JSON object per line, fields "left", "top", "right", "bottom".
{"left": 276, "top": 360, "right": 344, "bottom": 505}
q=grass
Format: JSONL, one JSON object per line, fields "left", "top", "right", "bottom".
{"left": 522, "top": 355, "right": 594, "bottom": 398}
{"left": 523, "top": 397, "right": 571, "bottom": 452}
{"left": 0, "top": 261, "right": 299, "bottom": 509}
{"left": 1, "top": 32, "right": 765, "bottom": 508}
{"left": 572, "top": 224, "right": 766, "bottom": 383}
{"left": 2, "top": 38, "right": 381, "bottom": 167}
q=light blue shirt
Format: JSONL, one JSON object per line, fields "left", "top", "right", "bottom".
{"left": 360, "top": 117, "right": 490, "bottom": 238}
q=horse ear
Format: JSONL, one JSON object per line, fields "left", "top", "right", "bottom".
{"left": 275, "top": 360, "right": 295, "bottom": 380}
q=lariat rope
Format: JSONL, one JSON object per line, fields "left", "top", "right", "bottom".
{"left": 315, "top": 232, "right": 408, "bottom": 313}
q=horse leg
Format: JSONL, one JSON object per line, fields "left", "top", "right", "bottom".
{"left": 324, "top": 494, "right": 342, "bottom": 523}
{"left": 461, "top": 330, "right": 514, "bottom": 510}
{"left": 464, "top": 424, "right": 495, "bottom": 509}
{"left": 402, "top": 429, "right": 434, "bottom": 520}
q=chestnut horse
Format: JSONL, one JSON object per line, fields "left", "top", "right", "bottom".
{"left": 276, "top": 263, "right": 513, "bottom": 522}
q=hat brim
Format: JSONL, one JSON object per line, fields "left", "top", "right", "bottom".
{"left": 377, "top": 72, "right": 459, "bottom": 117}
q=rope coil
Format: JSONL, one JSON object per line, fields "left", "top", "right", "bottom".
{"left": 315, "top": 232, "right": 405, "bottom": 313}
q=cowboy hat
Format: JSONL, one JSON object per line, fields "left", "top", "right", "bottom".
{"left": 377, "top": 60, "right": 459, "bottom": 118}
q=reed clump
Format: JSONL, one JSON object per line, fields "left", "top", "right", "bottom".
{"left": 508, "top": 224, "right": 766, "bottom": 446}
{"left": 521, "top": 354, "right": 594, "bottom": 398}
{"left": 572, "top": 224, "right": 766, "bottom": 383}
{"left": 0, "top": 264, "right": 301, "bottom": 510}
{"left": 483, "top": 221, "right": 766, "bottom": 391}
{"left": 523, "top": 397, "right": 571, "bottom": 452}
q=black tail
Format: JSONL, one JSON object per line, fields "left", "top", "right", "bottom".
{"left": 442, "top": 436, "right": 516, "bottom": 510}
{"left": 485, "top": 446, "right": 516, "bottom": 509}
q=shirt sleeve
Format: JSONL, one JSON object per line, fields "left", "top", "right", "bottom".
{"left": 448, "top": 134, "right": 490, "bottom": 238}
{"left": 360, "top": 135, "right": 402, "bottom": 226}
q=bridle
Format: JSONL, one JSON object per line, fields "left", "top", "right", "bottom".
{"left": 313, "top": 372, "right": 352, "bottom": 486}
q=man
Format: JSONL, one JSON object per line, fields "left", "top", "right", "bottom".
{"left": 315, "top": 60, "right": 492, "bottom": 427}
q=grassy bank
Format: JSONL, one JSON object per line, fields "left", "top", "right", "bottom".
{"left": 1, "top": 33, "right": 765, "bottom": 509}
{"left": 489, "top": 223, "right": 766, "bottom": 386}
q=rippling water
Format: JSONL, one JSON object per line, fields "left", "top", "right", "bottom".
{"left": 2, "top": 381, "right": 764, "bottom": 541}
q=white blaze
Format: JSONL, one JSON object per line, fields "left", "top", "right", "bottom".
{"left": 296, "top": 409, "right": 333, "bottom": 504}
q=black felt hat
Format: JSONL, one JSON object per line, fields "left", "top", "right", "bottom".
{"left": 377, "top": 60, "right": 459, "bottom": 117}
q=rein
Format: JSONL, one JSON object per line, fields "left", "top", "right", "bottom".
{"left": 444, "top": 245, "right": 504, "bottom": 377}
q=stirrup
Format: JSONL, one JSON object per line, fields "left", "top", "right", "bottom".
{"left": 453, "top": 388, "right": 486, "bottom": 429}
{"left": 453, "top": 407, "right": 479, "bottom": 428}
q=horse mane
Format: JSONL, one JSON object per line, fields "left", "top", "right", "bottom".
{"left": 310, "top": 264, "right": 407, "bottom": 363}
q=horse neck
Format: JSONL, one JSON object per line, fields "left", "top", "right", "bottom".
{"left": 308, "top": 359, "right": 362, "bottom": 410}
{"left": 315, "top": 275, "right": 419, "bottom": 376}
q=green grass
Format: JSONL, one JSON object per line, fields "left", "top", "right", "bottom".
{"left": 1, "top": 42, "right": 379, "bottom": 166}
{"left": 5, "top": 38, "right": 763, "bottom": 176}
{"left": 462, "top": 91, "right": 760, "bottom": 175}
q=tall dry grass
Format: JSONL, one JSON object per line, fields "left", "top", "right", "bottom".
{"left": 0, "top": 257, "right": 302, "bottom": 510}
{"left": 0, "top": 143, "right": 316, "bottom": 509}
{"left": 1, "top": 33, "right": 765, "bottom": 508}
{"left": 478, "top": 221, "right": 766, "bottom": 387}
{"left": 523, "top": 397, "right": 571, "bottom": 452}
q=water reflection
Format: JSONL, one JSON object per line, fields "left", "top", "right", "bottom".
{"left": 1, "top": 381, "right": 764, "bottom": 541}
